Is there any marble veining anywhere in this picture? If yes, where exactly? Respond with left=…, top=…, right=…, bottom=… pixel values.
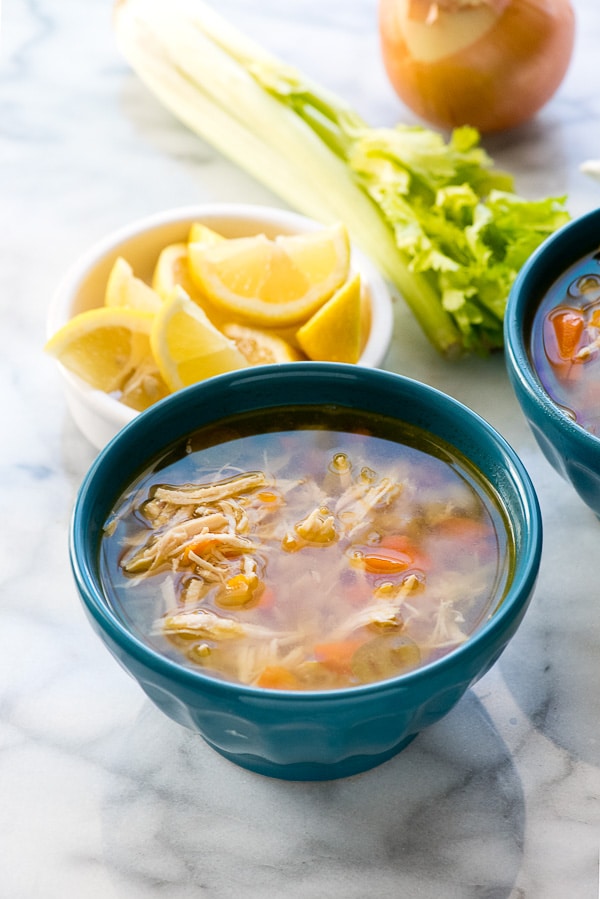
left=1, top=0, right=600, bottom=896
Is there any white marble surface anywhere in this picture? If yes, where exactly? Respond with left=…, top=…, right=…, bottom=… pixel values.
left=2, top=1, right=600, bottom=896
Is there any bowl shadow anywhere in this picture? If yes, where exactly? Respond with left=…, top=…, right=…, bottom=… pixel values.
left=97, top=692, right=525, bottom=898
left=497, top=494, right=600, bottom=768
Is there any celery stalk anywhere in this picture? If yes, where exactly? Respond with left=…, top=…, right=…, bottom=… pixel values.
left=115, top=0, right=461, bottom=355
left=114, top=0, right=569, bottom=356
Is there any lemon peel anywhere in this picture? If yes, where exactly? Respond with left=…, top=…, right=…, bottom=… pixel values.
left=296, top=273, right=363, bottom=363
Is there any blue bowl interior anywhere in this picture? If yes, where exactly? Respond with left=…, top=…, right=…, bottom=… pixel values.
left=505, top=206, right=600, bottom=442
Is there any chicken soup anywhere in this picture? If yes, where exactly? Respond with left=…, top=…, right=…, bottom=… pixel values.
left=530, top=247, right=600, bottom=435
left=100, top=405, right=514, bottom=691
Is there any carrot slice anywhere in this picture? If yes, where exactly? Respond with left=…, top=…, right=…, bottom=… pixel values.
left=364, top=552, right=410, bottom=573
left=256, top=665, right=299, bottom=690
left=549, top=307, right=585, bottom=360
left=314, top=639, right=366, bottom=673
left=351, top=545, right=413, bottom=574
left=379, top=534, right=430, bottom=570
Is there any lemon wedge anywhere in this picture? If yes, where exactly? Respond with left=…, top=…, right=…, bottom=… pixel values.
left=152, top=242, right=203, bottom=303
left=188, top=222, right=226, bottom=246
left=222, top=323, right=302, bottom=365
left=44, top=306, right=156, bottom=393
left=296, top=273, right=363, bottom=363
left=150, top=288, right=249, bottom=391
left=187, top=223, right=351, bottom=327
left=152, top=240, right=231, bottom=330
left=105, top=256, right=163, bottom=313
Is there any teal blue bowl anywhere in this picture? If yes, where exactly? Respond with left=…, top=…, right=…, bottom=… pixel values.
left=504, top=207, right=600, bottom=517
left=70, top=363, right=541, bottom=780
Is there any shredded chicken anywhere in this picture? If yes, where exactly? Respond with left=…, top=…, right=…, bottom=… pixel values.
left=122, top=513, right=231, bottom=573
left=160, top=608, right=294, bottom=643
left=161, top=608, right=247, bottom=640
left=334, top=477, right=403, bottom=539
left=181, top=577, right=205, bottom=606
left=284, top=505, right=337, bottom=549
left=111, top=443, right=504, bottom=690
left=331, top=575, right=422, bottom=639
left=426, top=599, right=468, bottom=648
left=152, top=472, right=267, bottom=507
left=574, top=335, right=600, bottom=361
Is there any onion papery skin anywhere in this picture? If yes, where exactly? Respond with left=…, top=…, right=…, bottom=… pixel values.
left=378, top=0, right=576, bottom=133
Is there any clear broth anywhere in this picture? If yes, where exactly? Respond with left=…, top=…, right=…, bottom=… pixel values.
left=530, top=247, right=600, bottom=435
left=100, top=406, right=514, bottom=691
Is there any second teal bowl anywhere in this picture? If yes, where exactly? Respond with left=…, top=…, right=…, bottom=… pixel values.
left=505, top=206, right=600, bottom=517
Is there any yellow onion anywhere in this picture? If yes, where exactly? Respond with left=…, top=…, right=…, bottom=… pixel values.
left=378, top=0, right=576, bottom=133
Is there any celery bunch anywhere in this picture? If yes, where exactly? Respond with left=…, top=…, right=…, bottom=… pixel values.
left=114, top=0, right=570, bottom=357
